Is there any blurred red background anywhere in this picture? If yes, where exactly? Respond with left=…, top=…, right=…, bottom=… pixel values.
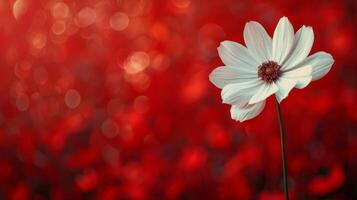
left=0, top=0, right=356, bottom=199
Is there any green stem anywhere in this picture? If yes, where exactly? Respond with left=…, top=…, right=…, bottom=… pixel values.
left=275, top=98, right=289, bottom=200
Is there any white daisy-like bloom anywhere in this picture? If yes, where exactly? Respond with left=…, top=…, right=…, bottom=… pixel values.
left=209, top=16, right=334, bottom=122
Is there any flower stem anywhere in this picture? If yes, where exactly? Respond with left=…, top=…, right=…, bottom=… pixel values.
left=275, top=98, right=289, bottom=200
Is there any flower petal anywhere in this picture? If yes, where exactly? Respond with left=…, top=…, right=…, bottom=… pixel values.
left=217, top=41, right=260, bottom=71
left=231, top=101, right=266, bottom=122
left=282, top=65, right=312, bottom=89
left=209, top=66, right=257, bottom=89
left=282, top=26, right=314, bottom=70
left=306, top=52, right=334, bottom=81
left=244, top=21, right=272, bottom=63
left=272, top=17, right=294, bottom=64
left=221, top=79, right=262, bottom=105
left=249, top=82, right=279, bottom=104
left=275, top=78, right=296, bottom=103
left=294, top=77, right=312, bottom=89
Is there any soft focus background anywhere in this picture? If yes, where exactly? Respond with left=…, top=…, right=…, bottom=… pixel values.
left=0, top=0, right=356, bottom=199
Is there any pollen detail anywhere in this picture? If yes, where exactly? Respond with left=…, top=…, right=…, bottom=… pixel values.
left=258, top=61, right=281, bottom=83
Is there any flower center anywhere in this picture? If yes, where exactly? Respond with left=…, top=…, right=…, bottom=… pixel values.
left=257, top=61, right=281, bottom=83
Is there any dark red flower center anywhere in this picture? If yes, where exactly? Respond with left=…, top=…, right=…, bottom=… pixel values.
left=258, top=61, right=281, bottom=83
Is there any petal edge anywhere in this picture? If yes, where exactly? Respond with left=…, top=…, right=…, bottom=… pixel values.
left=231, top=101, right=266, bottom=122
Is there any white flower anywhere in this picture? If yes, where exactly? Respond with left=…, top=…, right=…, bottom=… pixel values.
left=209, top=16, right=334, bottom=122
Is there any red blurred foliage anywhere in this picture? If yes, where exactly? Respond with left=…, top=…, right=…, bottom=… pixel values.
left=0, top=0, right=356, bottom=199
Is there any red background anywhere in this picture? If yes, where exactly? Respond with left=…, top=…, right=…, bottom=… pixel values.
left=0, top=0, right=356, bottom=199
